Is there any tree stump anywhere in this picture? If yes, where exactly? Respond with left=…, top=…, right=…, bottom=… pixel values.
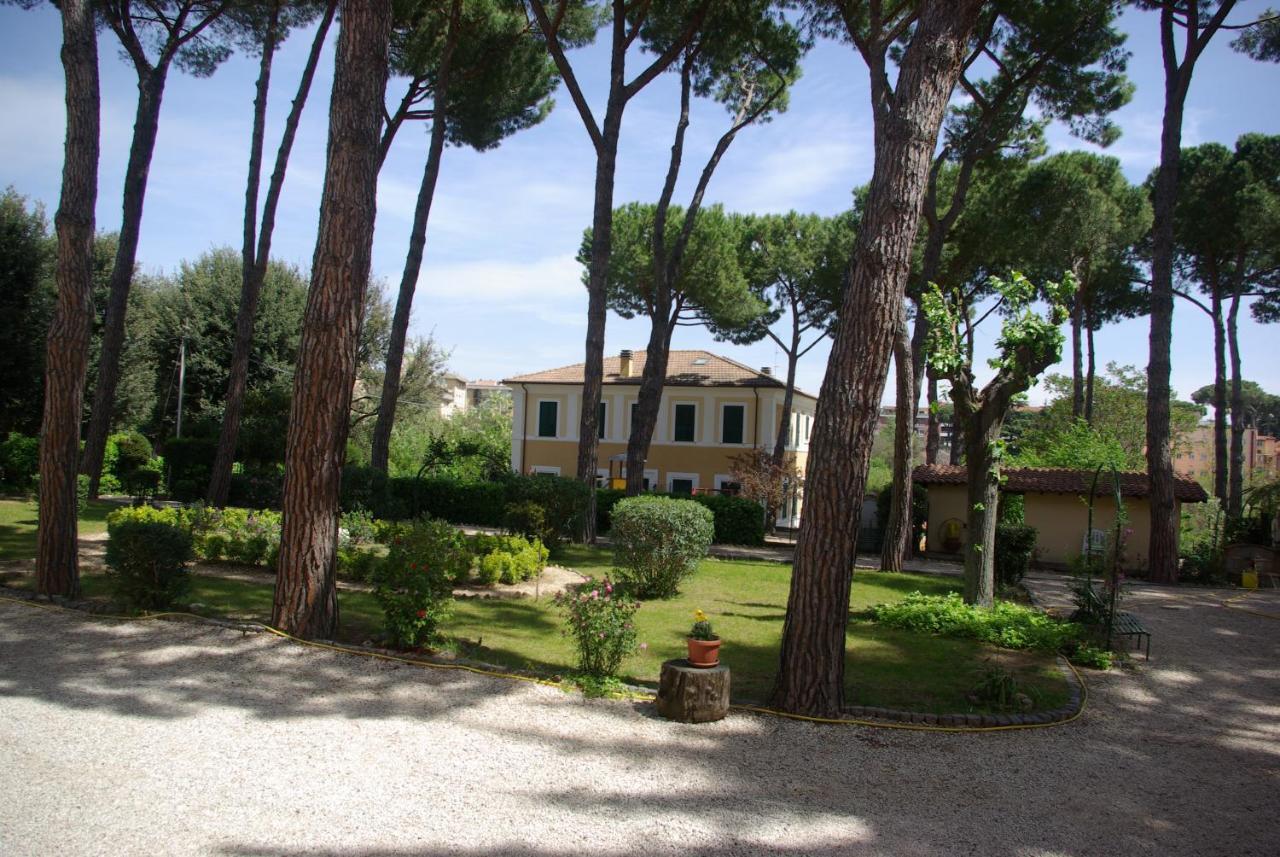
left=656, top=659, right=730, bottom=723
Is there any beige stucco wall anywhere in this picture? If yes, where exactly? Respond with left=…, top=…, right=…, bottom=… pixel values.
left=924, top=484, right=1158, bottom=571
left=510, top=381, right=814, bottom=520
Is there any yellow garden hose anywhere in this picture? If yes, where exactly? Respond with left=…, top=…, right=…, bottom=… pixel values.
left=1221, top=589, right=1280, bottom=621
left=0, top=592, right=1088, bottom=733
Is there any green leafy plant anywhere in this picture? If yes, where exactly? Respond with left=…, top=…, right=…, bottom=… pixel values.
left=610, top=496, right=714, bottom=598
left=555, top=577, right=640, bottom=677
left=972, top=660, right=1021, bottom=710
left=871, top=592, right=1084, bottom=653
left=339, top=505, right=377, bottom=547
left=371, top=536, right=454, bottom=649
left=690, top=608, right=716, bottom=641
left=994, top=522, right=1037, bottom=587
left=104, top=520, right=195, bottom=611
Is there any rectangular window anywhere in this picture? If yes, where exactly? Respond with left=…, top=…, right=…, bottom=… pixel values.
left=804, top=415, right=811, bottom=440
left=537, top=401, right=558, bottom=438
left=722, top=404, right=745, bottom=444
left=630, top=402, right=639, bottom=437
left=670, top=478, right=694, bottom=495
left=674, top=403, right=697, bottom=442
left=598, top=401, right=607, bottom=440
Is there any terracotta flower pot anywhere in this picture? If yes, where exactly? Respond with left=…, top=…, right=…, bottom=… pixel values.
left=687, top=637, right=721, bottom=668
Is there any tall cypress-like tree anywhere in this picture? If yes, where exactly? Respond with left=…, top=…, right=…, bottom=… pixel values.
left=207, top=0, right=337, bottom=507
left=368, top=0, right=562, bottom=473
left=80, top=0, right=245, bottom=497
left=273, top=0, right=392, bottom=638
left=525, top=0, right=714, bottom=539
left=1142, top=0, right=1277, bottom=583
left=770, top=0, right=986, bottom=718
left=36, top=0, right=99, bottom=598
left=881, top=0, right=1131, bottom=572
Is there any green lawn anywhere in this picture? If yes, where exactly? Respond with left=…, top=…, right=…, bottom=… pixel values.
left=0, top=498, right=117, bottom=561
left=0, top=532, right=1069, bottom=713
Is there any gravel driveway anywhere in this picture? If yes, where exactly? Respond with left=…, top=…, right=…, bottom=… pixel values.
left=1, top=579, right=1277, bottom=857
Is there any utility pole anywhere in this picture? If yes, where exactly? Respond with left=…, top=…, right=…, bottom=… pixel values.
left=175, top=335, right=186, bottom=438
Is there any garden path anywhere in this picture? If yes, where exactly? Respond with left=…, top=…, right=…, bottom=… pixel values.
left=1, top=582, right=1276, bottom=856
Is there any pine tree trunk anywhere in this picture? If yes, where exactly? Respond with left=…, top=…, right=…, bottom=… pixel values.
left=948, top=410, right=963, bottom=465
left=1227, top=291, right=1244, bottom=517
left=1071, top=297, right=1084, bottom=420
left=1146, top=74, right=1187, bottom=585
left=770, top=1, right=983, bottom=718
left=925, top=372, right=940, bottom=464
left=209, top=6, right=282, bottom=505
left=1211, top=288, right=1228, bottom=503
left=37, top=0, right=99, bottom=598
left=771, top=318, right=802, bottom=468
left=81, top=66, right=168, bottom=497
left=207, top=0, right=337, bottom=507
left=274, top=0, right=391, bottom=638
left=881, top=303, right=914, bottom=571
left=371, top=0, right=460, bottom=474
left=576, top=100, right=623, bottom=539
left=625, top=320, right=672, bottom=495
left=962, top=410, right=1002, bottom=608
left=1084, top=318, right=1096, bottom=424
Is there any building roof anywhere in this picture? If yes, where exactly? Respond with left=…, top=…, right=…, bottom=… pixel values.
left=912, top=464, right=1210, bottom=503
left=504, top=350, right=815, bottom=398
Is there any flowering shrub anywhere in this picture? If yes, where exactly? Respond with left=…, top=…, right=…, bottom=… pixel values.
left=611, top=496, right=714, bottom=598
left=555, top=577, right=640, bottom=677
left=371, top=537, right=454, bottom=648
left=340, top=505, right=378, bottom=547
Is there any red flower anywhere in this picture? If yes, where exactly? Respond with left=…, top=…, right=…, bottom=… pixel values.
left=416, top=609, right=427, bottom=619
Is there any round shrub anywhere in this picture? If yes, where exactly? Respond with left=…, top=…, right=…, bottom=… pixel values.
left=111, top=431, right=153, bottom=481
left=105, top=520, right=195, bottom=611
left=610, top=496, right=714, bottom=598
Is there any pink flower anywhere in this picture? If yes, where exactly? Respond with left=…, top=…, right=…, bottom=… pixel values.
left=639, top=642, right=648, bottom=651
left=598, top=632, right=606, bottom=639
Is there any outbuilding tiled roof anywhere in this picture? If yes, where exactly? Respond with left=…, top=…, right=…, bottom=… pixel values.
left=912, top=464, right=1210, bottom=503
left=505, top=350, right=815, bottom=397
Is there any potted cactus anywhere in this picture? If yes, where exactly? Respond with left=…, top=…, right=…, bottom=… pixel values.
left=686, top=609, right=721, bottom=667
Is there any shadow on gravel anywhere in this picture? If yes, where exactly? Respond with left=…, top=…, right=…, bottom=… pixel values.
left=0, top=605, right=526, bottom=722
left=3, top=586, right=1280, bottom=857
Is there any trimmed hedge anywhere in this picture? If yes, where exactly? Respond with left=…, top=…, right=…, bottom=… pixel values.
left=595, top=487, right=764, bottom=546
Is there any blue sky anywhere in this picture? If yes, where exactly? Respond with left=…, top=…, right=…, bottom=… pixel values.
left=1, top=3, right=1278, bottom=405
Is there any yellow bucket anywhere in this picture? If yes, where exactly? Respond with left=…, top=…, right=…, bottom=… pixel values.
left=1242, top=571, right=1259, bottom=590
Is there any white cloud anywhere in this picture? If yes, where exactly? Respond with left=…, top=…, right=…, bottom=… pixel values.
left=418, top=253, right=584, bottom=303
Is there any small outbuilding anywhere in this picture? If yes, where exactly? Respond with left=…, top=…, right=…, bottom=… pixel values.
left=913, top=465, right=1210, bottom=573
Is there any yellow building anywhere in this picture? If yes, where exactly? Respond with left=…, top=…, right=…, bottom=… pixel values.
left=914, top=465, right=1209, bottom=572
left=504, top=350, right=817, bottom=525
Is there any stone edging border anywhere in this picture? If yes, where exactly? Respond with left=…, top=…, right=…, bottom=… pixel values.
left=839, top=656, right=1084, bottom=727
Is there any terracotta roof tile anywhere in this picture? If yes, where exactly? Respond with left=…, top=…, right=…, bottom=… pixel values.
left=912, top=465, right=1209, bottom=503
left=504, top=350, right=815, bottom=397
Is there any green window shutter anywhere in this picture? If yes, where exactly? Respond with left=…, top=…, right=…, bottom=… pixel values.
left=722, top=405, right=744, bottom=444
left=671, top=478, right=694, bottom=495
left=674, top=403, right=696, bottom=442
left=598, top=401, right=607, bottom=439
left=538, top=401, right=558, bottom=437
